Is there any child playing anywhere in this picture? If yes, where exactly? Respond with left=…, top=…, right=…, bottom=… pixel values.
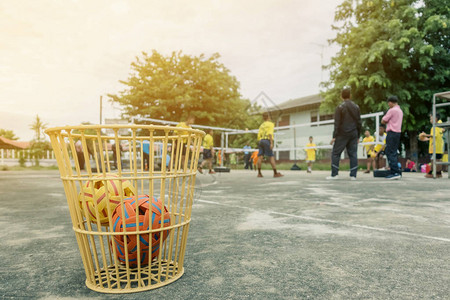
left=403, top=158, right=417, bottom=172
left=305, top=136, right=316, bottom=173
left=362, top=130, right=375, bottom=173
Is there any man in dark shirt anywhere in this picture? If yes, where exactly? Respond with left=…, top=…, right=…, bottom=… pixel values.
left=327, top=88, right=362, bottom=180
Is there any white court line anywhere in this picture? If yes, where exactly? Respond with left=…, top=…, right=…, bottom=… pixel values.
left=196, top=199, right=450, bottom=243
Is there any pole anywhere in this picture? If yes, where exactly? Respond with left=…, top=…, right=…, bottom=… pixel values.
left=274, top=128, right=278, bottom=160
left=225, top=133, right=229, bottom=153
left=293, top=121, right=297, bottom=162
left=220, top=132, right=224, bottom=167
left=290, top=121, right=300, bottom=170
left=375, top=115, right=379, bottom=141
left=432, top=94, right=436, bottom=178
left=100, top=95, right=103, bottom=125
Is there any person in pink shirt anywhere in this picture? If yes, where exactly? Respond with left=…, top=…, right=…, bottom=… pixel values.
left=381, top=96, right=403, bottom=180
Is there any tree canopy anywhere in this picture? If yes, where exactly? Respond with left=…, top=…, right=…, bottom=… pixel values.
left=29, top=115, right=47, bottom=142
left=29, top=115, right=50, bottom=166
left=0, top=129, right=19, bottom=140
left=321, top=0, right=450, bottom=156
left=109, top=50, right=260, bottom=132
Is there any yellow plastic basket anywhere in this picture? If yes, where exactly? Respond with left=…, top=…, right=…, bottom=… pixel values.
left=46, top=124, right=205, bottom=293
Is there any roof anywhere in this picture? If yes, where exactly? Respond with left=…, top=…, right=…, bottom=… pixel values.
left=267, top=94, right=322, bottom=112
left=0, top=136, right=30, bottom=149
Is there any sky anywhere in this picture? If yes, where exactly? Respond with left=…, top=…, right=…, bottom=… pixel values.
left=0, top=0, right=342, bottom=141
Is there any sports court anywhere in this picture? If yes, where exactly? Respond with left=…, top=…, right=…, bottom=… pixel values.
left=1, top=170, right=449, bottom=299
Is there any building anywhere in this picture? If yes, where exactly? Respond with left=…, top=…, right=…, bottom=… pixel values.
left=0, top=136, right=30, bottom=151
left=0, top=136, right=31, bottom=164
left=266, top=94, right=334, bottom=161
left=266, top=93, right=384, bottom=162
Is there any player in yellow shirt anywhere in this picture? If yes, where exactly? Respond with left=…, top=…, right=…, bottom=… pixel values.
left=305, top=136, right=316, bottom=173
left=421, top=113, right=445, bottom=178
left=372, top=125, right=387, bottom=169
left=198, top=129, right=215, bottom=174
left=257, top=113, right=283, bottom=178
left=362, top=130, right=375, bottom=173
left=175, top=115, right=195, bottom=166
left=175, top=115, right=195, bottom=141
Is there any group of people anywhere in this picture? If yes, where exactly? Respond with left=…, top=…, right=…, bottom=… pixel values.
left=175, top=111, right=283, bottom=177
left=328, top=88, right=445, bottom=180
left=362, top=126, right=387, bottom=173
left=362, top=110, right=446, bottom=178
left=175, top=115, right=216, bottom=175
left=363, top=127, right=421, bottom=173
left=327, top=88, right=403, bottom=180
left=243, top=134, right=318, bottom=173
left=326, top=88, right=403, bottom=180
left=251, top=88, right=404, bottom=180
left=176, top=112, right=284, bottom=177
left=178, top=88, right=444, bottom=180
left=197, top=112, right=284, bottom=177
left=74, top=139, right=123, bottom=171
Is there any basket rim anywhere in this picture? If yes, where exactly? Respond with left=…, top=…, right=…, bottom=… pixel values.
left=45, top=124, right=206, bottom=136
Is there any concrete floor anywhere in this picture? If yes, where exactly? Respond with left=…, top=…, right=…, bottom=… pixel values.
left=0, top=170, right=449, bottom=299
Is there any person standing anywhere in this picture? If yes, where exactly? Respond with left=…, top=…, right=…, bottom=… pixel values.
left=243, top=142, right=252, bottom=170
left=327, top=88, right=361, bottom=180
left=362, top=130, right=375, bottom=173
left=251, top=150, right=258, bottom=171
left=142, top=140, right=150, bottom=171
left=381, top=96, right=403, bottom=180
left=305, top=136, right=316, bottom=173
left=217, top=149, right=223, bottom=167
left=198, top=129, right=216, bottom=174
left=257, top=113, right=283, bottom=178
left=421, top=113, right=445, bottom=178
left=75, top=139, right=85, bottom=170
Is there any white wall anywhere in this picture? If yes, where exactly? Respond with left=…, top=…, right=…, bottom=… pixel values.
left=275, top=110, right=365, bottom=160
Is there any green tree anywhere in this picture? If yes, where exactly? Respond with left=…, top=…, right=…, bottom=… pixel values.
left=29, top=115, right=50, bottom=166
left=0, top=129, right=19, bottom=140
left=29, top=115, right=47, bottom=142
left=321, top=0, right=450, bottom=159
left=71, top=122, right=104, bottom=136
left=108, top=50, right=260, bottom=137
